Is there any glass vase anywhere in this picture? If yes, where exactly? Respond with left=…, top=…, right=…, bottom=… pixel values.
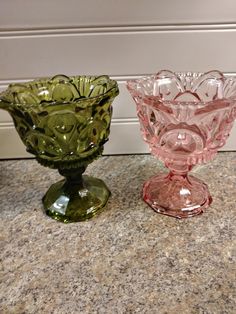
left=0, top=74, right=119, bottom=222
left=127, top=70, right=236, bottom=218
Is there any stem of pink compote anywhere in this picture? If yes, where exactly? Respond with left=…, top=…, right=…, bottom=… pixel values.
left=165, top=161, right=193, bottom=174
left=165, top=161, right=193, bottom=180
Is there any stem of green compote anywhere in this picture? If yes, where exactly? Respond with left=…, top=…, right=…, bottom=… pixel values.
left=58, top=166, right=86, bottom=193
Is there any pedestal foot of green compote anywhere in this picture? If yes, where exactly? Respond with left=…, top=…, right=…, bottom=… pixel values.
left=42, top=167, right=110, bottom=223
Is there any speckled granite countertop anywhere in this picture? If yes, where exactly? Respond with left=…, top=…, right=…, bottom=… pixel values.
left=0, top=153, right=236, bottom=314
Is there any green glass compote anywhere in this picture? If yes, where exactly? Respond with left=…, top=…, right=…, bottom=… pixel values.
left=0, top=75, right=119, bottom=223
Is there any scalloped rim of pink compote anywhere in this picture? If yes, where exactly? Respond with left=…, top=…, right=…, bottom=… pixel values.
left=127, top=70, right=236, bottom=114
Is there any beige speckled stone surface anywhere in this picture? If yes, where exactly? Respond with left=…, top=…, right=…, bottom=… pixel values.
left=0, top=153, right=236, bottom=314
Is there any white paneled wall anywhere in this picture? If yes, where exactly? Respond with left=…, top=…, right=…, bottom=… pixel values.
left=1, top=0, right=236, bottom=28
left=0, top=1, right=236, bottom=158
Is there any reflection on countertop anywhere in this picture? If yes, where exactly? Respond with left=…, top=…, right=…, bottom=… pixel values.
left=0, top=153, right=236, bottom=313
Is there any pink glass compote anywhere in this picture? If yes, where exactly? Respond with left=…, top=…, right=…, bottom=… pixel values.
left=127, top=70, right=236, bottom=218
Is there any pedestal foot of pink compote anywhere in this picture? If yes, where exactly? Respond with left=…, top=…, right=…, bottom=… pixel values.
left=143, top=172, right=212, bottom=219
